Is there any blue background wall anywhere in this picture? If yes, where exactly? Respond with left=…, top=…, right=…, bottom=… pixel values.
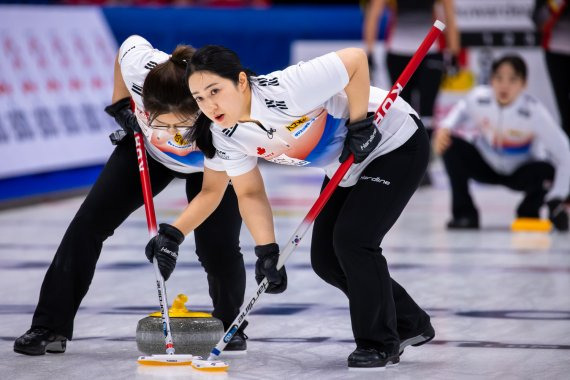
left=102, top=6, right=367, bottom=74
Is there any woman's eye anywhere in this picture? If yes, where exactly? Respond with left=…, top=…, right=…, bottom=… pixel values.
left=194, top=96, right=203, bottom=103
left=211, top=88, right=219, bottom=96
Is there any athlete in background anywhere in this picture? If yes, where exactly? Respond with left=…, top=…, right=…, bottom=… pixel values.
left=434, top=55, right=570, bottom=231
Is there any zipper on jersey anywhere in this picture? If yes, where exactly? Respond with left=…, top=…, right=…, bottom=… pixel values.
left=245, top=119, right=290, bottom=148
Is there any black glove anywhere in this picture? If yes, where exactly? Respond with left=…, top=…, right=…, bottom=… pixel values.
left=104, top=97, right=141, bottom=137
left=444, top=53, right=460, bottom=77
left=255, top=243, right=287, bottom=294
left=145, top=223, right=185, bottom=280
left=339, top=115, right=382, bottom=163
left=547, top=199, right=569, bottom=232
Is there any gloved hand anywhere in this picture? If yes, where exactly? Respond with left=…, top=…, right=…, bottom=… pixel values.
left=339, top=115, right=382, bottom=163
left=145, top=223, right=185, bottom=280
left=547, top=199, right=569, bottom=232
left=254, top=243, right=287, bottom=294
left=104, top=97, right=141, bottom=136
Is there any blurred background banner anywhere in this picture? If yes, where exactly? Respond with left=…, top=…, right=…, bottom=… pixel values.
left=0, top=6, right=117, bottom=179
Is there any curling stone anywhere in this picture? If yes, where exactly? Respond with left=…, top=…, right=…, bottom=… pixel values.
left=136, top=294, right=223, bottom=358
left=511, top=218, right=553, bottom=232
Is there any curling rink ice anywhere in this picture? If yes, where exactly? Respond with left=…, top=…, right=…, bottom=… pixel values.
left=1, top=161, right=569, bottom=380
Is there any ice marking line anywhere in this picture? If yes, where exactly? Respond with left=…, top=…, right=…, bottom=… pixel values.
left=2, top=261, right=570, bottom=275
left=1, top=335, right=569, bottom=350
left=2, top=243, right=569, bottom=255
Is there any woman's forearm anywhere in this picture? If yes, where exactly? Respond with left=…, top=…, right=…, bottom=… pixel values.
left=112, top=52, right=131, bottom=103
left=172, top=189, right=225, bottom=235
left=336, top=48, right=370, bottom=123
left=238, top=191, right=276, bottom=245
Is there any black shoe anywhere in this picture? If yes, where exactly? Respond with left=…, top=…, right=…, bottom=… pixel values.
left=14, top=327, right=67, bottom=356
left=347, top=347, right=399, bottom=370
left=547, top=200, right=569, bottom=232
left=224, top=321, right=248, bottom=353
left=447, top=216, right=479, bottom=230
left=399, top=322, right=435, bottom=356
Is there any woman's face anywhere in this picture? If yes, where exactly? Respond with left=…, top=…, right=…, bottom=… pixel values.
left=490, top=63, right=526, bottom=106
left=188, top=71, right=248, bottom=128
left=147, top=113, right=196, bottom=153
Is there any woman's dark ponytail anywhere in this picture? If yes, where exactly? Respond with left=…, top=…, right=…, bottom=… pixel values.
left=142, top=44, right=198, bottom=124
left=190, top=113, right=216, bottom=158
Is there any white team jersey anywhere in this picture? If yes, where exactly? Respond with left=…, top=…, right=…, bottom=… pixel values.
left=204, top=52, right=419, bottom=187
left=118, top=35, right=205, bottom=174
left=441, top=85, right=570, bottom=201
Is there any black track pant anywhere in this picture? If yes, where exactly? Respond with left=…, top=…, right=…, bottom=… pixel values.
left=31, top=135, right=244, bottom=338
left=442, top=136, right=555, bottom=219
left=545, top=51, right=570, bottom=139
left=310, top=117, right=431, bottom=353
left=386, top=52, right=444, bottom=129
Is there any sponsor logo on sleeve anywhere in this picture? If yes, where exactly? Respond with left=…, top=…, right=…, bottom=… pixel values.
left=291, top=116, right=317, bottom=139
left=286, top=116, right=308, bottom=131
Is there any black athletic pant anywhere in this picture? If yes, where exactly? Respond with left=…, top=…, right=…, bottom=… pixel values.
left=442, top=136, right=555, bottom=220
left=310, top=116, right=431, bottom=353
left=31, top=135, right=244, bottom=338
left=386, top=52, right=444, bottom=130
left=545, top=51, right=570, bottom=139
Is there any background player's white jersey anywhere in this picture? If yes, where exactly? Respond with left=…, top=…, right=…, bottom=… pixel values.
left=441, top=85, right=570, bottom=200
left=204, top=52, right=419, bottom=187
left=118, top=35, right=204, bottom=174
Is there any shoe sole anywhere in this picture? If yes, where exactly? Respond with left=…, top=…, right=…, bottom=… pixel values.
left=46, top=340, right=66, bottom=354
left=14, top=347, right=45, bottom=356
left=348, top=357, right=400, bottom=371
left=399, top=327, right=435, bottom=356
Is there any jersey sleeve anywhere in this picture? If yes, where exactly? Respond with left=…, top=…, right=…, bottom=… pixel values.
left=532, top=102, right=570, bottom=201
left=278, top=52, right=350, bottom=113
left=207, top=129, right=258, bottom=177
left=118, top=35, right=169, bottom=108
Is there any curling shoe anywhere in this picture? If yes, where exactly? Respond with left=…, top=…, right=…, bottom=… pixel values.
left=399, top=322, right=435, bottom=356
left=447, top=216, right=479, bottom=230
left=14, top=327, right=67, bottom=356
left=224, top=320, right=248, bottom=353
left=348, top=347, right=399, bottom=370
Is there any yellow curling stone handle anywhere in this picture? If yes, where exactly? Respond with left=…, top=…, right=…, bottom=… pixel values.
left=149, top=293, right=212, bottom=318
left=511, top=218, right=553, bottom=232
